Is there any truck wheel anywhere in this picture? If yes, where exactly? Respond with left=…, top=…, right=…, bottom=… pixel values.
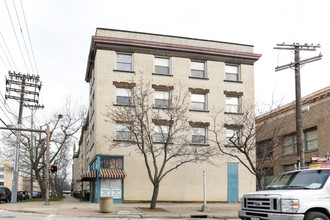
left=305, top=211, right=329, bottom=220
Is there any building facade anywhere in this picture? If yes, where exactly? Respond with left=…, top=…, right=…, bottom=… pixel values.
left=73, top=28, right=261, bottom=203
left=0, top=158, right=24, bottom=191
left=256, top=86, right=330, bottom=187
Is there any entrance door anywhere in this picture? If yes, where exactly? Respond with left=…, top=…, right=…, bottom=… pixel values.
left=227, top=163, right=238, bottom=203
left=100, top=179, right=123, bottom=203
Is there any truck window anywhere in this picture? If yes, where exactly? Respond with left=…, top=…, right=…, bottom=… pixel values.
left=266, top=169, right=330, bottom=190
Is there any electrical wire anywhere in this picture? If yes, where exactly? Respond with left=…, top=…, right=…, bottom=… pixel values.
left=19, top=0, right=39, bottom=75
left=0, top=53, right=10, bottom=70
left=0, top=92, right=17, bottom=121
left=0, top=31, right=18, bottom=70
left=0, top=36, right=14, bottom=70
left=12, top=0, right=35, bottom=74
left=4, top=0, right=30, bottom=73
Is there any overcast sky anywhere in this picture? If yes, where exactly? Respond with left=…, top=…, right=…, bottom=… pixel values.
left=1, top=0, right=329, bottom=122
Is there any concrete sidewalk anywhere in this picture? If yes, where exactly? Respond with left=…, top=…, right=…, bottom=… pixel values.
left=0, top=196, right=240, bottom=219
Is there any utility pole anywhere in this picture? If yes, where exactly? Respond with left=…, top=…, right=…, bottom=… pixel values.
left=25, top=105, right=44, bottom=200
left=5, top=71, right=42, bottom=203
left=274, top=43, right=322, bottom=168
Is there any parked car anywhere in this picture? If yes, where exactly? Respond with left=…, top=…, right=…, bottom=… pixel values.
left=0, top=187, right=12, bottom=203
left=32, top=191, right=41, bottom=198
left=18, top=191, right=29, bottom=200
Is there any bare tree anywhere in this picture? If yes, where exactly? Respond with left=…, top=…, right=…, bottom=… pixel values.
left=1, top=98, right=86, bottom=198
left=209, top=103, right=293, bottom=190
left=104, top=77, right=215, bottom=209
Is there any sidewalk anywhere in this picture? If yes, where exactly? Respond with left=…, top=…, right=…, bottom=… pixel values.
left=0, top=196, right=240, bottom=219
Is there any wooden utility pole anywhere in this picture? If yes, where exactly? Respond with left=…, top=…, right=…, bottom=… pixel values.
left=5, top=71, right=42, bottom=203
left=274, top=43, right=322, bottom=168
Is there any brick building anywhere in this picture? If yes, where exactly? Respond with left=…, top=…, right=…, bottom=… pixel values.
left=256, top=86, right=330, bottom=187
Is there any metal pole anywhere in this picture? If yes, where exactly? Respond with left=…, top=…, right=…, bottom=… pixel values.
left=294, top=45, right=305, bottom=168
left=11, top=77, right=25, bottom=203
left=45, top=125, right=50, bottom=205
left=11, top=124, right=21, bottom=203
left=30, top=109, right=34, bottom=200
left=201, top=171, right=209, bottom=212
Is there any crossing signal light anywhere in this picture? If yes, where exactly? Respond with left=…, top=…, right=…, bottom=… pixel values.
left=50, top=165, right=57, bottom=173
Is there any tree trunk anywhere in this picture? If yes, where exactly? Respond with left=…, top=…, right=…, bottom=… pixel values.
left=256, top=175, right=263, bottom=191
left=34, top=168, right=46, bottom=199
left=150, top=182, right=160, bottom=209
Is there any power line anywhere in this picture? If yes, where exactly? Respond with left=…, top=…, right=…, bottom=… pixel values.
left=4, top=0, right=30, bottom=73
left=12, top=0, right=35, bottom=74
left=20, top=0, right=39, bottom=74
left=0, top=31, right=18, bottom=70
left=0, top=53, right=10, bottom=70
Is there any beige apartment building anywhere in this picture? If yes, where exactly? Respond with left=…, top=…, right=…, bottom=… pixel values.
left=256, top=86, right=330, bottom=187
left=73, top=28, right=261, bottom=203
left=0, top=158, right=24, bottom=191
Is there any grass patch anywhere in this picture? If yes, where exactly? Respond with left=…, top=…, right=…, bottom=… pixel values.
left=19, top=196, right=65, bottom=202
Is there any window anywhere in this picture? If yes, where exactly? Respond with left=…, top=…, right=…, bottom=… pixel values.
left=0, top=167, right=4, bottom=172
left=282, top=135, right=297, bottom=155
left=100, top=157, right=123, bottom=169
left=191, top=61, right=205, bottom=78
left=191, top=127, right=206, bottom=144
left=226, top=96, right=241, bottom=113
left=154, top=125, right=169, bottom=143
left=155, top=90, right=170, bottom=108
left=283, top=164, right=295, bottom=172
left=256, top=140, right=273, bottom=160
left=262, top=168, right=274, bottom=188
left=0, top=182, right=3, bottom=186
left=116, top=54, right=132, bottom=71
left=305, top=129, right=318, bottom=151
left=116, top=88, right=132, bottom=105
left=226, top=129, right=241, bottom=146
left=155, top=57, right=170, bottom=75
left=0, top=174, right=4, bottom=179
left=225, top=65, right=240, bottom=81
left=191, top=94, right=206, bottom=111
left=116, top=123, right=132, bottom=140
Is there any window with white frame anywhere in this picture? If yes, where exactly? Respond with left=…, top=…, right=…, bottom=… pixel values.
left=116, top=53, right=132, bottom=71
left=0, top=167, right=4, bottom=172
left=116, top=123, right=132, bottom=141
left=191, top=61, right=205, bottom=78
left=0, top=174, right=4, bottom=179
left=191, top=127, right=207, bottom=144
left=154, top=125, right=169, bottom=143
left=282, top=135, right=297, bottom=155
left=305, top=128, right=318, bottom=151
left=225, top=65, right=240, bottom=81
left=191, top=93, right=206, bottom=111
left=155, top=90, right=170, bottom=108
left=226, top=129, right=241, bottom=146
left=116, top=88, right=132, bottom=105
left=0, top=182, right=3, bottom=186
left=155, top=57, right=170, bottom=75
left=226, top=96, right=241, bottom=113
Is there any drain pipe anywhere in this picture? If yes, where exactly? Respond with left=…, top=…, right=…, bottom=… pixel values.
left=201, top=171, right=209, bottom=212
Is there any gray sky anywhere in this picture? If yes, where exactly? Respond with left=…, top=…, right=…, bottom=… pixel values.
left=1, top=0, right=330, bottom=122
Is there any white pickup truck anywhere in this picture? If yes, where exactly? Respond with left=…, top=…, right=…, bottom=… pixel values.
left=239, top=166, right=330, bottom=220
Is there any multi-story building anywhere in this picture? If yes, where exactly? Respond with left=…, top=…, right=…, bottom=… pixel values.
left=72, top=122, right=90, bottom=197
left=256, top=86, right=330, bottom=187
left=0, top=158, right=24, bottom=191
left=73, top=28, right=261, bottom=203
